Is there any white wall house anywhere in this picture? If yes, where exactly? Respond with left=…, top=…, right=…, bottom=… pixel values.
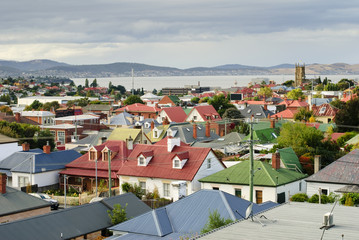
left=117, top=137, right=225, bottom=201
left=12, top=170, right=62, bottom=188
left=0, top=137, right=22, bottom=162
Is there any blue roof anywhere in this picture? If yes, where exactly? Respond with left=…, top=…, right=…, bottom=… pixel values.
left=109, top=189, right=278, bottom=239
left=0, top=149, right=81, bottom=174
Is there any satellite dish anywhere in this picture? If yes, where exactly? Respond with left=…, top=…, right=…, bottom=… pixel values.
left=245, top=203, right=253, bottom=219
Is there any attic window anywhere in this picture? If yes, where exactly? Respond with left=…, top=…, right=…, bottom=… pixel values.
left=89, top=150, right=96, bottom=161
left=154, top=130, right=158, bottom=138
left=103, top=150, right=109, bottom=161
left=186, top=128, right=190, bottom=132
left=173, top=159, right=181, bottom=168
left=138, top=156, right=145, bottom=166
left=319, top=107, right=326, bottom=114
left=271, top=133, right=277, bottom=138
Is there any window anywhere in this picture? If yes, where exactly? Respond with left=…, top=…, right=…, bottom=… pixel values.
left=206, top=116, right=211, bottom=120
left=299, top=182, right=302, bottom=191
left=154, top=131, right=158, bottom=138
left=163, top=183, right=170, bottom=197
left=193, top=116, right=197, bottom=121
left=139, top=181, right=146, bottom=193
left=213, top=187, right=219, bottom=190
left=18, top=176, right=29, bottom=187
left=173, top=159, right=180, bottom=168
left=235, top=189, right=242, bottom=198
left=139, top=157, right=145, bottom=166
left=207, top=159, right=211, bottom=169
left=57, top=131, right=65, bottom=144
left=49, top=130, right=56, bottom=136
left=321, top=189, right=328, bottom=196
left=103, top=151, right=108, bottom=161
left=90, top=151, right=96, bottom=161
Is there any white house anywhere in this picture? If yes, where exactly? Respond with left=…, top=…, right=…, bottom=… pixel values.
left=199, top=153, right=307, bottom=204
left=0, top=134, right=22, bottom=162
left=185, top=105, right=221, bottom=122
left=116, top=137, right=226, bottom=201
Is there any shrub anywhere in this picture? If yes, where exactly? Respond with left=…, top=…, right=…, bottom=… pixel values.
left=308, top=194, right=319, bottom=203
left=201, top=209, right=233, bottom=234
left=340, top=193, right=359, bottom=206
left=290, top=193, right=308, bottom=202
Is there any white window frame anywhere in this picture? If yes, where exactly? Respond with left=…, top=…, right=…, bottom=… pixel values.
left=18, top=176, right=29, bottom=187
left=163, top=183, right=170, bottom=197
left=207, top=158, right=211, bottom=169
left=173, top=159, right=181, bottom=169
left=138, top=156, right=145, bottom=166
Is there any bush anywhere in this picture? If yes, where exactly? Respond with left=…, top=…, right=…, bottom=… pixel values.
left=290, top=193, right=308, bottom=202
left=308, top=194, right=319, bottom=203
left=340, top=193, right=359, bottom=206
left=201, top=209, right=233, bottom=234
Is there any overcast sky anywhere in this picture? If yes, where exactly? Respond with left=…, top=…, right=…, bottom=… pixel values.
left=1, top=0, right=358, bottom=68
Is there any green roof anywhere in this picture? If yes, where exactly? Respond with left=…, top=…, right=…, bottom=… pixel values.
left=168, top=95, right=180, bottom=104
left=243, top=128, right=280, bottom=144
left=182, top=107, right=192, bottom=115
left=252, top=120, right=285, bottom=131
left=277, top=147, right=303, bottom=172
left=317, top=123, right=336, bottom=132
left=199, top=160, right=307, bottom=187
left=108, top=128, right=141, bottom=141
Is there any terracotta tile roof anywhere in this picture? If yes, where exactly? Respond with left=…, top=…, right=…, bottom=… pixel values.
left=116, top=142, right=212, bottom=181
left=271, top=108, right=298, bottom=119
left=160, top=107, right=187, bottom=122
left=115, top=103, right=160, bottom=113
left=187, top=105, right=222, bottom=121
left=312, top=103, right=339, bottom=117
left=278, top=99, right=308, bottom=108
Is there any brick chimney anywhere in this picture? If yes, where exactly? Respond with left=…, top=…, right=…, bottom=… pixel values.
left=22, top=142, right=30, bottom=152
left=272, top=151, right=281, bottom=170
left=0, top=173, right=7, bottom=194
left=167, top=137, right=180, bottom=152
left=43, top=141, right=51, bottom=154
left=15, top=112, right=21, bottom=123
left=193, top=123, right=197, bottom=139
left=205, top=121, right=210, bottom=137
left=270, top=118, right=275, bottom=128
left=151, top=120, right=154, bottom=130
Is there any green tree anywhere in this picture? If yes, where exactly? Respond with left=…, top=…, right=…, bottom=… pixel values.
left=208, top=94, right=235, bottom=117
left=294, top=108, right=313, bottom=122
left=24, top=100, right=43, bottom=111
left=335, top=97, right=359, bottom=132
left=191, top=97, right=200, bottom=104
left=107, top=203, right=128, bottom=225
left=0, top=106, right=13, bottom=115
left=222, top=107, right=243, bottom=120
left=123, top=95, right=144, bottom=105
left=42, top=101, right=60, bottom=111
left=121, top=182, right=144, bottom=199
left=90, top=79, right=98, bottom=88
left=257, top=87, right=272, bottom=99
left=287, top=88, right=305, bottom=100
left=0, top=94, right=11, bottom=105
left=152, top=88, right=158, bottom=95
left=283, top=80, right=294, bottom=87
left=200, top=209, right=233, bottom=234
left=77, top=98, right=90, bottom=107
left=85, top=79, right=89, bottom=88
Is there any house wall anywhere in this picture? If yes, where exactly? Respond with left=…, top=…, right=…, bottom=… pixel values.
left=191, top=151, right=226, bottom=192
left=0, top=143, right=22, bottom=162
left=202, top=179, right=307, bottom=203
left=186, top=109, right=204, bottom=122
left=0, top=207, right=51, bottom=224
left=315, top=116, right=334, bottom=124
left=157, top=111, right=169, bottom=123
left=12, top=170, right=62, bottom=188
left=306, top=181, right=346, bottom=197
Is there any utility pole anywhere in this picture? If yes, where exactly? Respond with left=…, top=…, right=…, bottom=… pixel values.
left=64, top=175, right=67, bottom=208
left=108, top=149, right=112, bottom=197
left=95, top=156, right=98, bottom=197
left=248, top=116, right=255, bottom=203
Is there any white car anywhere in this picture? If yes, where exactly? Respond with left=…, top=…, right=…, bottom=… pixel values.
left=29, top=193, right=59, bottom=210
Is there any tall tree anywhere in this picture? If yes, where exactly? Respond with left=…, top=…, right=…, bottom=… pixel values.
left=90, top=79, right=98, bottom=88
left=335, top=97, right=359, bottom=132
left=257, top=87, right=273, bottom=99
left=294, top=108, right=313, bottom=122
left=85, top=79, right=89, bottom=88
left=208, top=94, right=235, bottom=117
left=123, top=95, right=144, bottom=105
left=287, top=88, right=305, bottom=100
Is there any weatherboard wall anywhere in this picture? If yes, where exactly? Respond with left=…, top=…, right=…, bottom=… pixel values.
left=12, top=170, right=61, bottom=188
left=306, top=181, right=346, bottom=197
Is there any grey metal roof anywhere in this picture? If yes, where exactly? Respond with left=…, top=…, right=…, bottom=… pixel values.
left=0, top=133, right=19, bottom=144
left=74, top=131, right=112, bottom=146
left=109, top=190, right=277, bottom=239
left=197, top=202, right=359, bottom=240
left=192, top=132, right=245, bottom=149
left=0, top=186, right=51, bottom=216
left=306, top=149, right=359, bottom=184
left=169, top=124, right=220, bottom=145
left=0, top=149, right=81, bottom=174
left=0, top=193, right=151, bottom=240
left=239, top=105, right=274, bottom=119
left=109, top=112, right=134, bottom=126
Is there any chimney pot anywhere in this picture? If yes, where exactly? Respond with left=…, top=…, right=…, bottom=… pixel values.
left=314, top=155, right=321, bottom=173
left=0, top=173, right=6, bottom=194
left=15, top=112, right=21, bottom=123
left=272, top=151, right=280, bottom=170
left=270, top=118, right=275, bottom=128
left=22, top=142, right=30, bottom=152
left=43, top=144, right=51, bottom=154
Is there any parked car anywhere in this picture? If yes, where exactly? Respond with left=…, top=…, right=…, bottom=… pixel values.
left=29, top=193, right=59, bottom=210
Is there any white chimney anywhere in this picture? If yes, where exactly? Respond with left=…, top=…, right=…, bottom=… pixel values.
left=167, top=137, right=180, bottom=152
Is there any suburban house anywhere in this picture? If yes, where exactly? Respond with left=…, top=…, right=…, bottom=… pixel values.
left=239, top=105, right=274, bottom=120
left=115, top=103, right=160, bottom=119
left=145, top=124, right=171, bottom=144
left=21, top=111, right=55, bottom=126
left=157, top=95, right=181, bottom=107
left=41, top=123, right=84, bottom=145
left=0, top=193, right=151, bottom=240
left=65, top=131, right=112, bottom=152
left=54, top=114, right=101, bottom=131
left=0, top=134, right=22, bottom=162
left=107, top=111, right=135, bottom=128
left=0, top=112, right=39, bottom=125
left=157, top=106, right=187, bottom=123
left=116, top=137, right=226, bottom=201
left=306, top=149, right=359, bottom=197
left=271, top=108, right=299, bottom=121
left=59, top=140, right=134, bottom=193
left=199, top=153, right=307, bottom=203
left=0, top=173, right=51, bottom=223
left=166, top=122, right=220, bottom=145
left=0, top=143, right=81, bottom=191
left=82, top=104, right=113, bottom=120
left=109, top=190, right=277, bottom=240
left=185, top=105, right=222, bottom=122
left=311, top=103, right=339, bottom=123
left=108, top=128, right=148, bottom=144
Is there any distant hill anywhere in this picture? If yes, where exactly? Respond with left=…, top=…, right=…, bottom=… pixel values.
left=0, top=59, right=358, bottom=78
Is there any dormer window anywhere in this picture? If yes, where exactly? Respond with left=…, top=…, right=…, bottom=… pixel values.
left=173, top=159, right=180, bottom=168
left=154, top=130, right=158, bottom=138
left=89, top=150, right=97, bottom=161
left=172, top=152, right=188, bottom=169
left=137, top=150, right=154, bottom=166
left=139, top=156, right=145, bottom=165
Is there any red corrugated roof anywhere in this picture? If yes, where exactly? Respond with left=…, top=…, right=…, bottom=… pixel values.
left=115, top=103, right=160, bottom=113
left=161, top=107, right=187, bottom=122
left=312, top=103, right=338, bottom=117
left=116, top=143, right=212, bottom=181
left=271, top=108, right=298, bottom=119
left=188, top=105, right=222, bottom=121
